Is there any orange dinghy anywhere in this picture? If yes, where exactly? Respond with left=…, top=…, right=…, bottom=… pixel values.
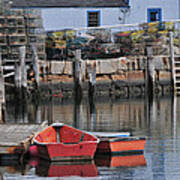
left=33, top=123, right=99, bottom=161
left=96, top=136, right=146, bottom=155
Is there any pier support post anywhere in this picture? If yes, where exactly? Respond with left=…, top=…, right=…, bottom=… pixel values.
left=20, top=46, right=27, bottom=89
left=73, top=49, right=82, bottom=100
left=0, top=53, right=5, bottom=104
left=31, top=45, right=40, bottom=101
left=0, top=53, right=5, bottom=122
left=145, top=46, right=154, bottom=97
left=87, top=61, right=96, bottom=100
left=32, top=45, right=40, bottom=87
left=14, top=46, right=27, bottom=100
left=15, top=46, right=27, bottom=89
left=169, top=31, right=175, bottom=93
left=14, top=59, right=21, bottom=89
left=73, top=49, right=82, bottom=128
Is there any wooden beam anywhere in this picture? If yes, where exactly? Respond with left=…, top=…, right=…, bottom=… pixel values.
left=32, top=45, right=40, bottom=86
left=0, top=53, right=5, bottom=104
left=19, top=46, right=27, bottom=88
left=169, top=32, right=176, bottom=93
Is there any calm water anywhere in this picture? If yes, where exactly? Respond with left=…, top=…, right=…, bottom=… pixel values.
left=2, top=96, right=180, bottom=180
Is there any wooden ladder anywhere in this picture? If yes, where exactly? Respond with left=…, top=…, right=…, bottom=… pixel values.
left=173, top=56, right=180, bottom=95
left=169, top=32, right=180, bottom=96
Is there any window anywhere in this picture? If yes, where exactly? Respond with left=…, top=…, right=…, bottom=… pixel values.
left=125, top=0, right=129, bottom=5
left=87, top=11, right=100, bottom=27
left=147, top=8, right=162, bottom=22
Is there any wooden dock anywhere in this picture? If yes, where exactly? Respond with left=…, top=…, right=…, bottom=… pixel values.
left=0, top=123, right=46, bottom=160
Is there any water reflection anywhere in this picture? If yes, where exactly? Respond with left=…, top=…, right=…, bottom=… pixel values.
left=3, top=96, right=180, bottom=179
left=0, top=159, right=32, bottom=178
left=95, top=154, right=146, bottom=167
left=36, top=159, right=98, bottom=177
left=5, top=96, right=177, bottom=136
left=0, top=154, right=147, bottom=179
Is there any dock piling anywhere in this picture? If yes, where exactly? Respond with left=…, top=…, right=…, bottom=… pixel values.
left=169, top=32, right=175, bottom=92
left=14, top=59, right=21, bottom=89
left=0, top=52, right=5, bottom=104
left=73, top=49, right=83, bottom=128
left=87, top=61, right=96, bottom=99
left=0, top=52, right=5, bottom=123
left=145, top=46, right=154, bottom=97
left=32, top=45, right=40, bottom=87
left=14, top=46, right=27, bottom=100
left=20, top=46, right=27, bottom=89
left=73, top=49, right=83, bottom=100
left=14, top=46, right=27, bottom=88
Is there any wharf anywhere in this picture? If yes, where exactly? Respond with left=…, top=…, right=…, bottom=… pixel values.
left=0, top=123, right=45, bottom=160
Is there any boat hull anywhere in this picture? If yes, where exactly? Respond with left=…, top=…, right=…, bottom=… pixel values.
left=36, top=141, right=98, bottom=161
left=96, top=137, right=146, bottom=155
left=33, top=123, right=99, bottom=161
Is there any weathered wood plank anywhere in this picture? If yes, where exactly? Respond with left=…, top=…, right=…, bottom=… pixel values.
left=0, top=124, right=46, bottom=155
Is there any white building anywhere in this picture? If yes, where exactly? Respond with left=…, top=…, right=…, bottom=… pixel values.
left=12, top=0, right=180, bottom=31
left=126, top=0, right=179, bottom=24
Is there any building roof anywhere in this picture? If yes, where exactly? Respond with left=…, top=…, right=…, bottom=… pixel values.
left=11, top=0, right=129, bottom=8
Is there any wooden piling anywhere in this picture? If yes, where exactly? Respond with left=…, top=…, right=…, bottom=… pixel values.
left=73, top=49, right=82, bottom=128
left=14, top=46, right=27, bottom=89
left=19, top=46, right=27, bottom=89
left=145, top=46, right=154, bottom=97
left=73, top=49, right=82, bottom=100
left=0, top=52, right=5, bottom=104
left=169, top=31, right=175, bottom=92
left=14, top=59, right=21, bottom=89
left=87, top=61, right=96, bottom=99
left=0, top=52, right=5, bottom=123
left=32, top=45, right=40, bottom=86
left=14, top=46, right=28, bottom=100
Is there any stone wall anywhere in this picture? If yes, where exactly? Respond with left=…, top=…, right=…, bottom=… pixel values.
left=39, top=56, right=172, bottom=97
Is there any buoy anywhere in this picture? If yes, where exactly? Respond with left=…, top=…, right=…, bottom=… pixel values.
left=29, top=145, right=38, bottom=157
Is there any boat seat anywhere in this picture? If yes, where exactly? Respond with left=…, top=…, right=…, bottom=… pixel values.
left=79, top=133, right=85, bottom=142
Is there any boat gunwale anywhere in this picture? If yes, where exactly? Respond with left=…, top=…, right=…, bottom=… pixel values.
left=33, top=139, right=99, bottom=145
left=99, top=136, right=146, bottom=142
left=91, top=132, right=131, bottom=138
left=33, top=123, right=100, bottom=145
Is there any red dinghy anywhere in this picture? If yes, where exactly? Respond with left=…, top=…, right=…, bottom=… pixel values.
left=33, top=123, right=99, bottom=161
left=95, top=136, right=146, bottom=155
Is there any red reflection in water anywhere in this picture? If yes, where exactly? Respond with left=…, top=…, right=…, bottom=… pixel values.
left=95, top=154, right=146, bottom=167
left=36, top=159, right=98, bottom=177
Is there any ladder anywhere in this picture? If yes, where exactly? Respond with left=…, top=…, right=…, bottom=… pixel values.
left=173, top=56, right=180, bottom=95
left=169, top=32, right=180, bottom=95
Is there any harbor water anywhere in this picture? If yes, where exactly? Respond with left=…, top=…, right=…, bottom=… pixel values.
left=2, top=95, right=180, bottom=180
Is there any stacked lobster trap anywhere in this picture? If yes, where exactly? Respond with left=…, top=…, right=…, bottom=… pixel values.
left=45, top=20, right=180, bottom=60
left=0, top=0, right=179, bottom=62
left=0, top=0, right=46, bottom=61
